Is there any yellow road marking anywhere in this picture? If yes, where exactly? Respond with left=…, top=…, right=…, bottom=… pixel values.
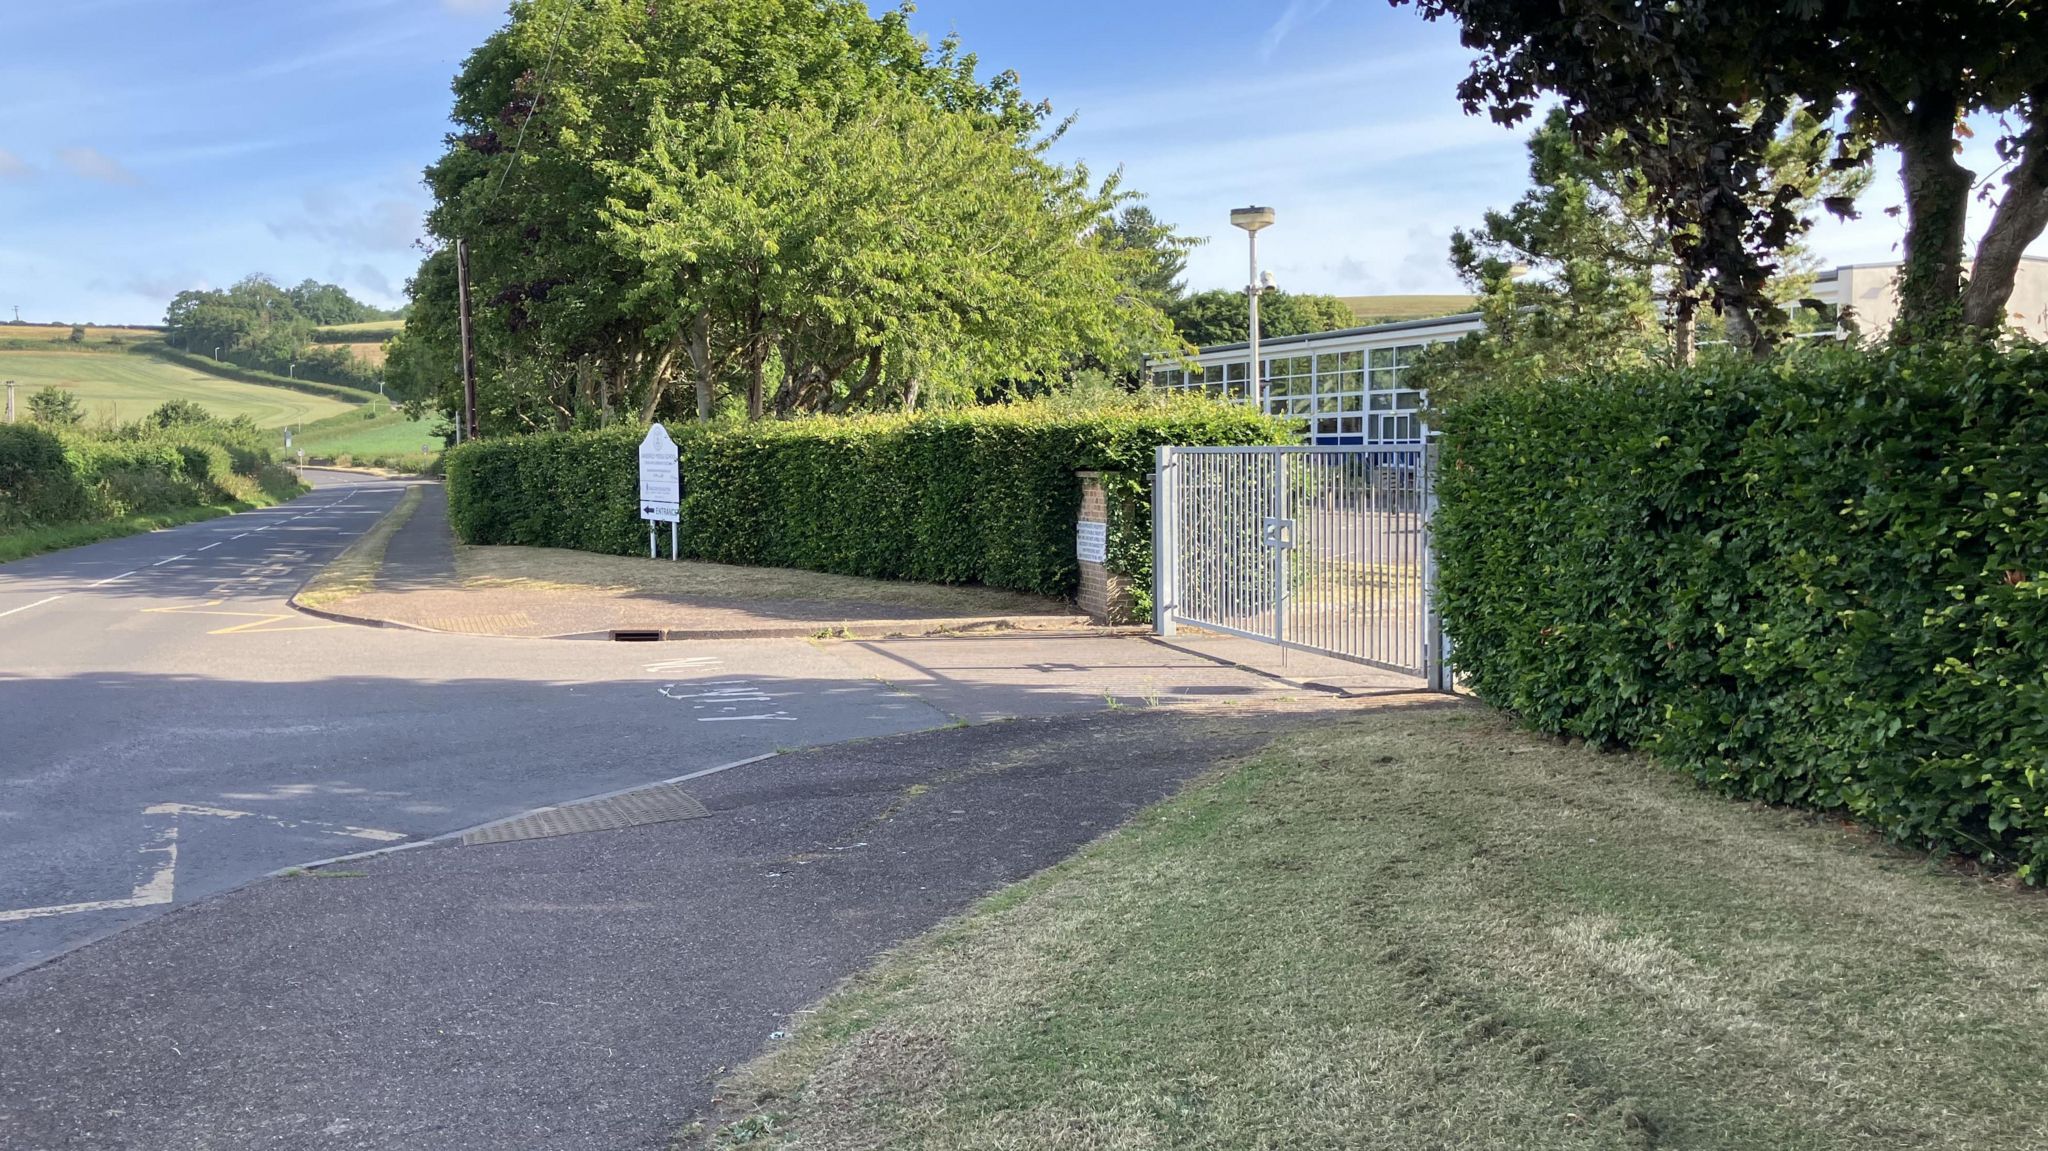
left=143, top=601, right=343, bottom=635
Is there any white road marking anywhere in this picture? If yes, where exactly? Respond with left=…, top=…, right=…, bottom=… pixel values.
left=233, top=534, right=249, bottom=540
left=698, top=712, right=797, bottom=723
left=0, top=595, right=65, bottom=619
left=646, top=657, right=723, bottom=673
left=90, top=570, right=138, bottom=587
left=0, top=827, right=177, bottom=924
left=144, top=801, right=254, bottom=820
left=144, top=800, right=405, bottom=842
left=198, top=542, right=220, bottom=551
left=152, top=554, right=186, bottom=566
left=337, top=827, right=408, bottom=843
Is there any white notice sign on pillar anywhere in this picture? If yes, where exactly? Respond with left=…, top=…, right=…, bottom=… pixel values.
left=638, top=425, right=681, bottom=524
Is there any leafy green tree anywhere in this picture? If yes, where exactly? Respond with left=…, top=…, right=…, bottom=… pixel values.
left=1391, top=0, right=1850, bottom=354
left=67, top=325, right=85, bottom=344
left=1166, top=289, right=1358, bottom=347
left=148, top=399, right=214, bottom=428
left=1420, top=106, right=1866, bottom=398
left=1422, top=108, right=1667, bottom=398
left=1390, top=0, right=2048, bottom=342
left=287, top=280, right=393, bottom=326
left=1098, top=205, right=1197, bottom=311
left=27, top=386, right=83, bottom=426
left=410, top=0, right=1173, bottom=431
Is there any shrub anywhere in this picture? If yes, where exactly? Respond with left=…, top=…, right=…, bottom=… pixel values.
left=27, top=385, right=84, bottom=426
left=0, top=419, right=299, bottom=531
left=446, top=398, right=1287, bottom=599
left=0, top=425, right=92, bottom=527
left=1434, top=340, right=2048, bottom=881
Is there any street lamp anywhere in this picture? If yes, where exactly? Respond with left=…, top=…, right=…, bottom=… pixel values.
left=289, top=361, right=296, bottom=379
left=213, top=346, right=221, bottom=361
left=1230, top=206, right=1276, bottom=410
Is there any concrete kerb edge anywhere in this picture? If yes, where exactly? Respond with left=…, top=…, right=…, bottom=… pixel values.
left=284, top=481, right=438, bottom=630
left=277, top=751, right=784, bottom=874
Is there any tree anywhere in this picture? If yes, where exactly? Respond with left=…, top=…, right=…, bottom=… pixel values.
left=148, top=399, right=214, bottom=428
left=1777, top=5, right=2048, bottom=335
left=27, top=386, right=83, bottom=426
left=67, top=325, right=85, bottom=344
left=1097, top=205, right=1197, bottom=311
left=1166, top=289, right=1359, bottom=347
left=1392, top=0, right=2048, bottom=342
left=1392, top=1, right=1851, bottom=355
left=287, top=280, right=393, bottom=326
left=1421, top=108, right=1667, bottom=397
left=408, top=0, right=1171, bottom=431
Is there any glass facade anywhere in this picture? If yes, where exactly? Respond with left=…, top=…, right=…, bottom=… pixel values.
left=1151, top=339, right=1431, bottom=442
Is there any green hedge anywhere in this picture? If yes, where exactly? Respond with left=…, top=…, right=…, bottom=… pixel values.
left=1, top=423, right=299, bottom=531
left=1435, top=341, right=2048, bottom=881
left=446, top=399, right=1288, bottom=599
left=137, top=343, right=382, bottom=403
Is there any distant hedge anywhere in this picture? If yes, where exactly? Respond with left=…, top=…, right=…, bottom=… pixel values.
left=0, top=423, right=300, bottom=531
left=446, top=399, right=1288, bottom=599
left=1434, top=341, right=2048, bottom=881
left=137, top=343, right=381, bottom=403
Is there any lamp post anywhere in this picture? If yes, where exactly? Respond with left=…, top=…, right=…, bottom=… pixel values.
left=289, top=361, right=296, bottom=379
left=1230, top=206, right=1276, bottom=411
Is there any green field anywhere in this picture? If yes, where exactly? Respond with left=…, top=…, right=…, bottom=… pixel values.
left=313, top=321, right=403, bottom=343
left=0, top=323, right=163, bottom=352
left=0, top=350, right=359, bottom=429
left=293, top=403, right=444, bottom=460
left=1338, top=294, right=1478, bottom=324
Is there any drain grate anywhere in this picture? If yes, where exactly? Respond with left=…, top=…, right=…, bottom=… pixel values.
left=463, top=783, right=712, bottom=846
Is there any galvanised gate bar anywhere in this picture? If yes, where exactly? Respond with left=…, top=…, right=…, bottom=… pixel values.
left=1153, top=443, right=1446, bottom=688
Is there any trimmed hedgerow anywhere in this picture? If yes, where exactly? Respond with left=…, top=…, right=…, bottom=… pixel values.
left=1, top=422, right=300, bottom=532
left=445, top=398, right=1288, bottom=599
left=1434, top=340, right=2048, bottom=881
left=137, top=343, right=382, bottom=402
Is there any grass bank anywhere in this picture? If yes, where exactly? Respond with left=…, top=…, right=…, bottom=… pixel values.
left=0, top=498, right=287, bottom=564
left=296, top=485, right=422, bottom=607
left=705, top=705, right=2048, bottom=1150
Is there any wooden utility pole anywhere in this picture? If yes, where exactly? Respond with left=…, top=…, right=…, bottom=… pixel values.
left=456, top=238, right=479, bottom=441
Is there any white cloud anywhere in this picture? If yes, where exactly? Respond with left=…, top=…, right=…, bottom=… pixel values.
left=269, top=193, right=424, bottom=254
left=1261, top=0, right=1335, bottom=62
left=56, top=146, right=139, bottom=186
left=0, top=149, right=31, bottom=181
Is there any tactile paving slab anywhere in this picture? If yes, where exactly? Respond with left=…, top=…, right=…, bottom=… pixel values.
left=462, top=783, right=711, bottom=846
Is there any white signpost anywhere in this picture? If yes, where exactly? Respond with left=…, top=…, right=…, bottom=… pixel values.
left=639, top=425, right=682, bottom=560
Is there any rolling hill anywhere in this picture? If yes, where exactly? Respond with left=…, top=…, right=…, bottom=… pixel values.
left=0, top=350, right=358, bottom=429
left=1336, top=295, right=1477, bottom=325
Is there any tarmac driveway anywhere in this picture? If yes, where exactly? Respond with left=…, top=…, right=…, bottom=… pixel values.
left=0, top=708, right=1332, bottom=1151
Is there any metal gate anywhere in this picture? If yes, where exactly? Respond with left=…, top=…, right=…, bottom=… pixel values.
left=1153, top=443, right=1446, bottom=688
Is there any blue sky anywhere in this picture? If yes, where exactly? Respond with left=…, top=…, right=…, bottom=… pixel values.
left=0, top=0, right=2033, bottom=324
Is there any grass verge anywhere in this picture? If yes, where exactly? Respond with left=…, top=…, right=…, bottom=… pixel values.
left=295, top=485, right=423, bottom=607
left=703, top=705, right=2048, bottom=1151
left=453, top=546, right=1079, bottom=618
left=0, top=500, right=278, bottom=564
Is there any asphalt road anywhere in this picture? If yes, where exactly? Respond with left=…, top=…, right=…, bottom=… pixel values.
left=0, top=471, right=954, bottom=975
left=0, top=709, right=1316, bottom=1151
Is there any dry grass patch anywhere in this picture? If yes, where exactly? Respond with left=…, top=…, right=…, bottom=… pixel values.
left=453, top=546, right=1079, bottom=617
left=703, top=705, right=2048, bottom=1151
left=297, top=486, right=422, bottom=607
